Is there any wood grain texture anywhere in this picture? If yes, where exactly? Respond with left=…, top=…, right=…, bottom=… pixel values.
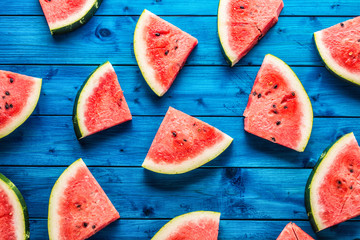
left=1, top=0, right=359, bottom=16
left=0, top=16, right=355, bottom=65
left=0, top=116, right=358, bottom=167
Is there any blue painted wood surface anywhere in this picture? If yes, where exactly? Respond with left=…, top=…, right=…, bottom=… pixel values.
left=0, top=0, right=359, bottom=239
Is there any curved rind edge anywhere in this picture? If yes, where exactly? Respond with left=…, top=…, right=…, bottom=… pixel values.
left=0, top=173, right=30, bottom=240
left=0, top=77, right=42, bottom=140
left=49, top=0, right=103, bottom=35
left=151, top=211, right=221, bottom=240
left=72, top=61, right=110, bottom=140
left=304, top=132, right=354, bottom=232
left=142, top=134, right=233, bottom=174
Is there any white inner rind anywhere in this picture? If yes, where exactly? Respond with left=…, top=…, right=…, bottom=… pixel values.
left=48, top=0, right=99, bottom=31
left=218, top=0, right=239, bottom=66
left=75, top=61, right=114, bottom=138
left=134, top=10, right=167, bottom=96
left=0, top=77, right=41, bottom=139
left=48, top=159, right=86, bottom=240
left=308, top=132, right=355, bottom=231
left=264, top=54, right=313, bottom=152
left=0, top=178, right=26, bottom=240
left=315, top=31, right=360, bottom=85
left=151, top=211, right=221, bottom=240
left=142, top=133, right=233, bottom=174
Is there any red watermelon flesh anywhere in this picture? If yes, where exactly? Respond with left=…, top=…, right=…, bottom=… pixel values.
left=276, top=222, right=314, bottom=240
left=48, top=159, right=119, bottom=240
left=134, top=10, right=198, bottom=96
left=142, top=107, right=233, bottom=174
left=243, top=54, right=313, bottom=152
left=0, top=188, right=16, bottom=239
left=218, top=0, right=283, bottom=66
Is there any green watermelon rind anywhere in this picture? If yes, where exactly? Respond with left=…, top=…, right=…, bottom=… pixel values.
left=314, top=31, right=360, bottom=86
left=305, top=132, right=355, bottom=232
left=48, top=158, right=84, bottom=240
left=46, top=0, right=103, bottom=35
left=151, top=211, right=221, bottom=240
left=72, top=61, right=111, bottom=140
left=0, top=173, right=30, bottom=240
left=0, top=75, right=42, bottom=139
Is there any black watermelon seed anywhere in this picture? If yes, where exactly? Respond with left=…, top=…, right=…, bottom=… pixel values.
left=252, top=91, right=257, bottom=96
left=172, top=131, right=177, bottom=137
left=193, top=123, right=196, bottom=126
left=340, top=23, right=344, bottom=27
left=273, top=110, right=278, bottom=114
left=76, top=204, right=81, bottom=208
left=272, top=104, right=276, bottom=108
left=83, top=222, right=88, bottom=228
left=240, top=6, right=245, bottom=9
left=175, top=46, right=178, bottom=50
left=5, top=103, right=9, bottom=109
left=337, top=180, right=342, bottom=184
left=92, top=225, right=96, bottom=229
left=350, top=186, right=353, bottom=190
left=9, top=104, right=13, bottom=108
left=291, top=92, right=295, bottom=96
left=5, top=91, right=9, bottom=96
left=271, top=137, right=276, bottom=142
left=9, top=78, right=14, bottom=83
left=350, top=169, right=354, bottom=173
left=257, top=93, right=262, bottom=98
left=284, top=106, right=288, bottom=109
left=155, top=33, right=160, bottom=36
left=276, top=121, right=281, bottom=125
left=165, top=50, right=169, bottom=55
left=2, top=96, right=4, bottom=99
left=274, top=84, right=278, bottom=89
left=183, top=139, right=187, bottom=142
left=358, top=39, right=360, bottom=42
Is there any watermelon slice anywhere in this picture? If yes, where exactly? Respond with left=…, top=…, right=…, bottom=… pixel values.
left=134, top=10, right=198, bottom=97
left=218, top=0, right=284, bottom=66
left=39, top=0, right=102, bottom=35
left=276, top=222, right=314, bottom=240
left=0, top=173, right=29, bottom=240
left=314, top=17, right=360, bottom=85
left=72, top=61, right=132, bottom=139
left=142, top=107, right=233, bottom=174
left=0, top=70, right=42, bottom=139
left=48, top=158, right=120, bottom=240
left=151, top=211, right=220, bottom=240
left=305, top=132, right=360, bottom=232
left=243, top=54, right=313, bottom=152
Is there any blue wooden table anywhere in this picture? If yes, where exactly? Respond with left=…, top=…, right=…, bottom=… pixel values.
left=1, top=0, right=360, bottom=239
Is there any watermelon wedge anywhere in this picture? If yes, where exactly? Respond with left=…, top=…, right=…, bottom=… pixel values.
left=48, top=159, right=120, bottom=240
left=134, top=10, right=198, bottom=97
left=39, top=0, right=102, bottom=35
left=151, top=211, right=220, bottom=240
left=73, top=61, right=132, bottom=139
left=142, top=107, right=233, bottom=174
left=276, top=222, right=314, bottom=240
left=0, top=70, right=42, bottom=139
left=305, top=132, right=360, bottom=232
left=314, top=16, right=360, bottom=85
left=0, top=173, right=29, bottom=240
left=218, top=0, right=284, bottom=67
left=243, top=54, right=313, bottom=152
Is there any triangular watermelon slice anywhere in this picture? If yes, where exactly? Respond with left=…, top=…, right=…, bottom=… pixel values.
left=142, top=107, right=233, bottom=174
left=0, top=70, right=42, bottom=139
left=306, top=132, right=360, bottom=232
left=72, top=61, right=132, bottom=139
left=134, top=10, right=198, bottom=97
left=151, top=211, right=220, bottom=240
left=0, top=173, right=29, bottom=240
left=314, top=16, right=360, bottom=85
left=39, top=0, right=102, bottom=35
left=218, top=0, right=284, bottom=66
left=243, top=54, right=313, bottom=152
left=276, top=222, right=314, bottom=240
left=48, top=159, right=120, bottom=240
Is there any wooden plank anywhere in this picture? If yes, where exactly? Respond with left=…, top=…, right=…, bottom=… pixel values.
left=29, top=219, right=325, bottom=239
left=2, top=65, right=360, bottom=117
left=0, top=16, right=353, bottom=65
left=0, top=167, right=315, bottom=220
left=0, top=116, right=358, bottom=167
left=2, top=0, right=359, bottom=16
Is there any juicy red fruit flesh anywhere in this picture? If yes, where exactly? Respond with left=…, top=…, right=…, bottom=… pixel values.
left=0, top=186, right=16, bottom=239
left=39, top=0, right=89, bottom=23
left=166, top=218, right=219, bottom=240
